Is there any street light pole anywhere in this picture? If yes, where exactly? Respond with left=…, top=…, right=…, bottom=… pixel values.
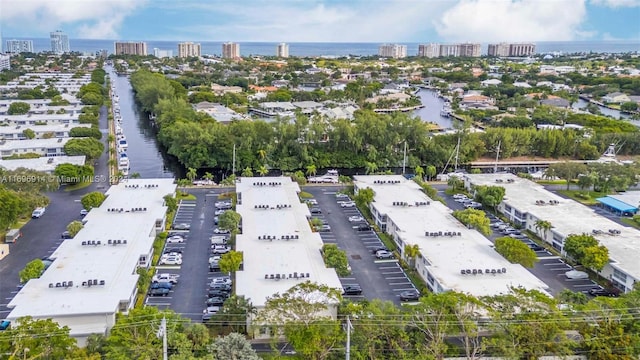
left=345, top=316, right=353, bottom=360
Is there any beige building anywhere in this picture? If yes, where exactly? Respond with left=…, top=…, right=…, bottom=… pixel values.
left=488, top=42, right=536, bottom=57
left=459, top=43, right=481, bottom=57
left=378, top=44, right=407, bottom=58
left=222, top=42, right=240, bottom=59
left=439, top=44, right=460, bottom=57
left=487, top=43, right=510, bottom=57
left=276, top=43, right=289, bottom=58
left=177, top=42, right=201, bottom=58
left=418, top=43, right=440, bottom=58
left=114, top=42, right=148, bottom=56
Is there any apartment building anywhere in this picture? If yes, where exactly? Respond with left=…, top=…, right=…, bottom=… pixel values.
left=114, top=42, right=148, bottom=56
left=222, top=42, right=240, bottom=59
left=0, top=54, right=9, bottom=71
left=439, top=44, right=460, bottom=57
left=276, top=43, right=289, bottom=58
left=177, top=42, right=201, bottom=58
left=459, top=43, right=482, bottom=57
left=50, top=30, right=70, bottom=54
left=488, top=42, right=536, bottom=57
left=418, top=43, right=440, bottom=58
left=378, top=44, right=407, bottom=58
left=5, top=39, right=34, bottom=54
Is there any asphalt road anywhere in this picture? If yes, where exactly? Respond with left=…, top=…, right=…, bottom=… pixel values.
left=303, top=186, right=417, bottom=305
left=0, top=104, right=111, bottom=318
left=433, top=184, right=598, bottom=296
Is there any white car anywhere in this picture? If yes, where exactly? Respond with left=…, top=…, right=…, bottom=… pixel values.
left=166, top=236, right=185, bottom=243
left=32, top=207, right=46, bottom=218
left=211, top=245, right=231, bottom=254
left=152, top=273, right=179, bottom=284
left=336, top=193, right=350, bottom=199
left=214, top=209, right=227, bottom=216
left=452, top=194, right=467, bottom=199
left=340, top=201, right=356, bottom=208
left=213, top=228, right=230, bottom=234
left=348, top=216, right=364, bottom=222
left=565, top=270, right=589, bottom=280
left=160, top=256, right=182, bottom=265
left=210, top=277, right=232, bottom=286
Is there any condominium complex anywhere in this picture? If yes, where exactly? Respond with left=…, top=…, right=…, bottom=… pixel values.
left=417, top=43, right=440, bottom=58
left=276, top=43, right=289, bottom=58
left=50, top=30, right=70, bottom=54
left=378, top=44, right=407, bottom=58
left=114, top=42, right=148, bottom=56
left=0, top=54, right=9, bottom=71
left=222, top=42, right=240, bottom=59
left=488, top=42, right=536, bottom=57
left=459, top=43, right=482, bottom=57
left=5, top=39, right=34, bottom=54
left=177, top=42, right=201, bottom=58
left=439, top=44, right=460, bottom=57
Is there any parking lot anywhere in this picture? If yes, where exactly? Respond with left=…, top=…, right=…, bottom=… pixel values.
left=303, top=186, right=418, bottom=305
left=436, top=185, right=599, bottom=296
left=145, top=189, right=232, bottom=322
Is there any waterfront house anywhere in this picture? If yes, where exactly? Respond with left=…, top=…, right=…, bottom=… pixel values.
left=602, top=92, right=631, bottom=104
left=480, top=79, right=502, bottom=87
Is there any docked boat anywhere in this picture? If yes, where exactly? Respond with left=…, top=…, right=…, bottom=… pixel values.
left=118, top=156, right=130, bottom=170
left=118, top=139, right=128, bottom=151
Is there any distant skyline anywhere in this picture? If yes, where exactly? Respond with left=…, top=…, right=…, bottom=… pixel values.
left=0, top=0, right=639, bottom=43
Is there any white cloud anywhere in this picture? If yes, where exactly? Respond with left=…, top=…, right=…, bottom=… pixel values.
left=167, top=0, right=449, bottom=42
left=0, top=0, right=146, bottom=38
left=591, top=0, right=640, bottom=7
left=434, top=0, right=590, bottom=42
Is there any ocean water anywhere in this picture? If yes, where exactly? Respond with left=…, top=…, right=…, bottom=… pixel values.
left=6, top=38, right=640, bottom=57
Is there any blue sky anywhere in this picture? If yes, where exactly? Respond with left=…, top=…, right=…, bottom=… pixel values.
left=1, top=0, right=639, bottom=42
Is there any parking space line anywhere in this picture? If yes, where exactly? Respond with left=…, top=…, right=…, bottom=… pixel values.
left=382, top=272, right=403, bottom=275
left=386, top=276, right=408, bottom=280
left=392, top=288, right=416, bottom=291
left=379, top=266, right=400, bottom=269
left=340, top=277, right=356, bottom=281
left=572, top=284, right=597, bottom=288
left=538, top=256, right=560, bottom=260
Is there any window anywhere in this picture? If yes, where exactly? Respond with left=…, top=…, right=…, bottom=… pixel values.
left=504, top=204, right=512, bottom=213
left=613, top=268, right=628, bottom=282
left=427, top=272, right=434, bottom=284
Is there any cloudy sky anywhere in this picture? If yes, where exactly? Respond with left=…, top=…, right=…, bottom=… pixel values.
left=1, top=0, right=639, bottom=42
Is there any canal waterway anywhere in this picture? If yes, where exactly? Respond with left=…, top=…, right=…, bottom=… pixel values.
left=413, top=89, right=454, bottom=129
left=108, top=67, right=182, bottom=179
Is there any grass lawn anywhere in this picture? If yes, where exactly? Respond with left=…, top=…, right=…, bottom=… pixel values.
left=177, top=192, right=196, bottom=200
left=620, top=218, right=640, bottom=230
left=64, top=181, right=92, bottom=191
left=536, top=179, right=567, bottom=185
left=558, top=190, right=605, bottom=205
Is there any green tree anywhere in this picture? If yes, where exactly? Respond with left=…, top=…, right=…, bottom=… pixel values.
left=219, top=250, right=244, bottom=273
left=426, top=165, right=437, bottom=181
left=257, top=149, right=267, bottom=162
left=414, top=165, right=425, bottom=180
left=534, top=219, right=552, bottom=240
left=214, top=295, right=256, bottom=334
left=448, top=175, right=464, bottom=191
left=218, top=210, right=241, bottom=233
left=257, top=164, right=269, bottom=176
left=321, top=244, right=350, bottom=276
left=365, top=161, right=379, bottom=174
left=186, top=167, right=197, bottom=182
left=241, top=167, right=254, bottom=177
left=22, top=128, right=35, bottom=139
left=306, top=164, right=317, bottom=177
left=63, top=138, right=104, bottom=161
left=563, top=233, right=598, bottom=261
left=19, top=259, right=45, bottom=283
left=8, top=101, right=30, bottom=115
left=54, top=163, right=94, bottom=184
left=69, top=126, right=103, bottom=139
left=582, top=244, right=609, bottom=271
left=163, top=194, right=177, bottom=213
left=207, top=333, right=259, bottom=360
left=452, top=208, right=491, bottom=236
left=546, top=162, right=588, bottom=190
left=556, top=289, right=589, bottom=305
left=81, top=191, right=107, bottom=210
left=494, top=236, right=539, bottom=268
left=621, top=101, right=638, bottom=112
left=203, top=171, right=214, bottom=182
left=404, top=243, right=420, bottom=269
left=66, top=220, right=84, bottom=237
left=0, top=316, right=79, bottom=359
left=474, top=185, right=505, bottom=210
left=354, top=187, right=375, bottom=209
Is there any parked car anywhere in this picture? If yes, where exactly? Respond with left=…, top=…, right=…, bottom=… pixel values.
left=152, top=273, right=179, bottom=284
left=207, top=289, right=230, bottom=298
left=209, top=283, right=232, bottom=292
left=348, top=216, right=364, bottom=222
left=80, top=209, right=88, bottom=217
left=149, top=288, right=170, bottom=297
left=61, top=231, right=72, bottom=239
left=565, top=270, right=589, bottom=280
left=213, top=216, right=219, bottom=225
left=452, top=194, right=467, bottom=199
left=166, top=235, right=185, bottom=244
left=371, top=246, right=388, bottom=254
left=357, top=224, right=372, bottom=231
left=172, top=223, right=190, bottom=230
left=343, top=285, right=363, bottom=295
left=210, top=277, right=232, bottom=286
left=214, top=209, right=227, bottom=216
left=375, top=250, right=394, bottom=259
left=213, top=228, right=230, bottom=234
left=31, top=207, right=46, bottom=219
left=336, top=193, right=350, bottom=199
left=206, top=297, right=226, bottom=306
left=163, top=248, right=183, bottom=255
left=527, top=243, right=544, bottom=251
left=0, top=320, right=11, bottom=331
left=160, top=256, right=182, bottom=265
left=316, top=225, right=331, bottom=232
left=588, top=287, right=619, bottom=297
left=340, top=201, right=356, bottom=208
left=215, top=202, right=232, bottom=210
left=305, top=199, right=318, bottom=205
left=310, top=207, right=322, bottom=214
left=399, top=290, right=420, bottom=301
left=202, top=306, right=220, bottom=322
left=151, top=281, right=173, bottom=290
left=211, top=245, right=231, bottom=255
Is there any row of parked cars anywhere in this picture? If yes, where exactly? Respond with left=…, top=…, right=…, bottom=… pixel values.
left=488, top=215, right=543, bottom=252
left=452, top=194, right=482, bottom=209
left=148, top=273, right=179, bottom=297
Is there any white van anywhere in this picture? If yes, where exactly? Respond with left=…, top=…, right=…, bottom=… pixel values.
left=31, top=207, right=46, bottom=219
left=210, top=236, right=227, bottom=245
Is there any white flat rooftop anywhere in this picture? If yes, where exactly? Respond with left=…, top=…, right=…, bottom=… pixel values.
left=608, top=192, right=640, bottom=210
left=464, top=173, right=640, bottom=281
left=0, top=123, right=90, bottom=135
left=7, top=179, right=176, bottom=320
left=354, top=175, right=550, bottom=297
left=0, top=155, right=86, bottom=173
left=235, top=177, right=342, bottom=307
left=0, top=137, right=73, bottom=151
left=0, top=114, right=79, bottom=122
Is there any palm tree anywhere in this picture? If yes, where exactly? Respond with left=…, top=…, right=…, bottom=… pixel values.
left=257, top=149, right=267, bottom=163
left=414, top=166, right=425, bottom=181
left=203, top=172, right=214, bottom=182
left=534, top=220, right=552, bottom=240
left=365, top=161, right=378, bottom=175
left=426, top=165, right=437, bottom=181
left=186, top=167, right=197, bottom=182
left=257, top=165, right=269, bottom=177
left=404, top=244, right=420, bottom=269
left=241, top=167, right=253, bottom=177
left=305, top=164, right=317, bottom=177
left=129, top=172, right=141, bottom=179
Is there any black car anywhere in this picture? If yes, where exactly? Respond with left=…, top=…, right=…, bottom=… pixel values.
left=207, top=289, right=231, bottom=298
left=399, top=290, right=420, bottom=301
left=526, top=243, right=544, bottom=251
left=164, top=248, right=183, bottom=255
left=357, top=224, right=372, bottom=231
left=206, top=297, right=226, bottom=306
left=588, top=287, right=619, bottom=297
left=343, top=285, right=363, bottom=295
left=149, top=288, right=170, bottom=297
left=209, top=283, right=232, bottom=292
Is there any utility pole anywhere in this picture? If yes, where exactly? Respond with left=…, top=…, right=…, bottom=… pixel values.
left=402, top=141, right=407, bottom=175
left=494, top=140, right=501, bottom=174
left=157, top=317, right=168, bottom=360
left=345, top=316, right=353, bottom=360
left=232, top=143, right=236, bottom=175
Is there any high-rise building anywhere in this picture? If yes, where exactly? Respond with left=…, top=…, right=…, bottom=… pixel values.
left=276, top=43, right=289, bottom=58
left=509, top=43, right=536, bottom=57
left=5, top=39, right=34, bottom=54
left=114, top=42, right=148, bottom=56
left=50, top=30, right=70, bottom=54
left=459, top=43, right=481, bottom=57
left=177, top=42, right=201, bottom=58
left=378, top=44, right=407, bottom=58
left=0, top=54, right=10, bottom=71
left=222, top=42, right=240, bottom=59
left=154, top=48, right=173, bottom=58
left=439, top=44, right=460, bottom=57
left=418, top=43, right=440, bottom=58
left=487, top=43, right=511, bottom=57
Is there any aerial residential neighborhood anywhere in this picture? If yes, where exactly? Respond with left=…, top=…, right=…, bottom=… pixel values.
left=0, top=2, right=639, bottom=357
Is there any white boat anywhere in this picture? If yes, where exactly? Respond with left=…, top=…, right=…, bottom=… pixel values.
left=119, top=157, right=130, bottom=169
left=118, top=139, right=128, bottom=150
left=308, top=169, right=339, bottom=184
left=115, top=125, right=123, bottom=135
